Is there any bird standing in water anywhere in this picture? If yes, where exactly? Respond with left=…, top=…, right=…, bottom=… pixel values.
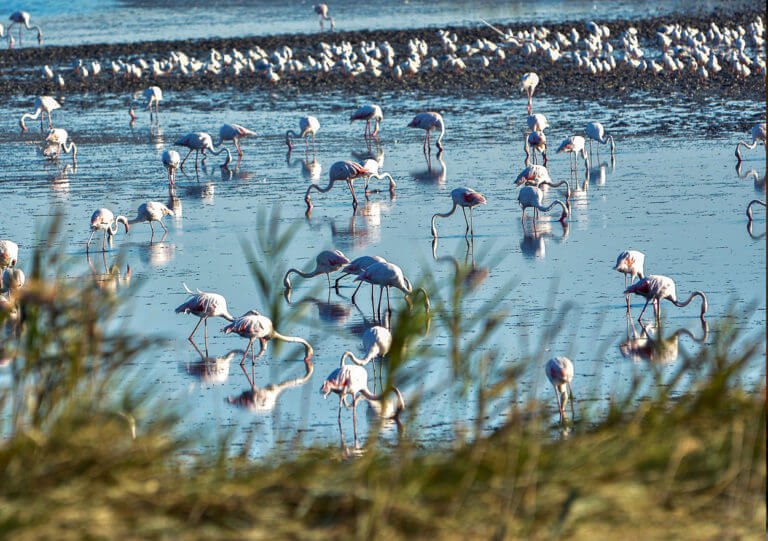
left=129, top=86, right=162, bottom=123
left=624, top=275, right=708, bottom=323
left=585, top=122, right=615, bottom=162
left=408, top=112, right=445, bottom=153
left=162, top=150, right=180, bottom=187
left=313, top=4, right=335, bottom=30
left=286, top=116, right=320, bottom=153
left=175, top=284, right=235, bottom=353
left=19, top=96, right=60, bottom=132
left=128, top=202, right=174, bottom=240
left=340, top=325, right=392, bottom=390
left=283, top=249, right=350, bottom=290
left=350, top=105, right=383, bottom=138
left=216, top=123, right=256, bottom=157
left=613, top=250, right=645, bottom=309
left=431, top=187, right=486, bottom=238
left=87, top=208, right=129, bottom=253
left=735, top=123, right=766, bottom=163
left=222, top=310, right=313, bottom=364
left=545, top=356, right=574, bottom=423
left=520, top=72, right=540, bottom=114
left=174, top=132, right=231, bottom=170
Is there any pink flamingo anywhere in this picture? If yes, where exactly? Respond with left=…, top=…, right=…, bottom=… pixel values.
left=431, top=187, right=486, bottom=238
left=527, top=113, right=548, bottom=132
left=515, top=164, right=551, bottom=185
left=162, top=150, right=180, bottom=187
left=524, top=130, right=547, bottom=166
left=174, top=132, right=231, bottom=170
left=624, top=275, right=708, bottom=323
left=7, top=11, right=42, bottom=47
left=350, top=105, right=382, bottom=138
left=216, top=123, right=256, bottom=157
left=305, top=160, right=370, bottom=211
left=408, top=112, right=445, bottom=153
left=44, top=128, right=77, bottom=165
left=340, top=325, right=392, bottom=391
left=87, top=208, right=129, bottom=252
left=517, top=185, right=569, bottom=222
left=520, top=72, right=540, bottom=114
left=175, top=283, right=235, bottom=352
left=545, top=356, right=574, bottom=423
left=283, top=249, right=350, bottom=289
left=735, top=123, right=766, bottom=163
left=20, top=96, right=59, bottom=132
left=585, top=122, right=615, bottom=161
left=0, top=240, right=19, bottom=269
left=354, top=261, right=429, bottom=320
left=334, top=255, right=387, bottom=302
left=613, top=250, right=646, bottom=309
left=128, top=202, right=174, bottom=240
left=286, top=116, right=320, bottom=153
left=556, top=135, right=589, bottom=181
left=222, top=310, right=313, bottom=364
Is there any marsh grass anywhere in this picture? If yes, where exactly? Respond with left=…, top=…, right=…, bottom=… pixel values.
left=0, top=216, right=764, bottom=539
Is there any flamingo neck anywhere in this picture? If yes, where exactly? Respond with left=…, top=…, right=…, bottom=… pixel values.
left=435, top=119, right=445, bottom=149
left=272, top=330, right=314, bottom=360
left=431, top=200, right=458, bottom=236
left=671, top=291, right=708, bottom=317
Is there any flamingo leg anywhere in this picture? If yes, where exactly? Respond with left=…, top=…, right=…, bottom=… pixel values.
left=638, top=298, right=651, bottom=324
left=256, top=338, right=267, bottom=359
left=470, top=207, right=475, bottom=236
left=87, top=230, right=95, bottom=252
left=180, top=148, right=193, bottom=170
left=568, top=382, right=575, bottom=420
left=240, top=338, right=254, bottom=365
left=189, top=317, right=204, bottom=342
left=102, top=230, right=107, bottom=252
left=352, top=395, right=359, bottom=448
left=235, top=138, right=242, bottom=156
left=552, top=384, right=564, bottom=422
left=203, top=318, right=209, bottom=354
left=597, top=142, right=600, bottom=163
left=327, top=272, right=331, bottom=290
left=377, top=286, right=383, bottom=321
left=347, top=180, right=358, bottom=208
left=312, top=132, right=316, bottom=154
left=160, top=220, right=168, bottom=234
left=386, top=286, right=391, bottom=315
left=351, top=281, right=363, bottom=303
left=461, top=206, right=469, bottom=236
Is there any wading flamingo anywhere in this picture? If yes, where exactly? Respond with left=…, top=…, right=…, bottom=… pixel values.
left=335, top=255, right=387, bottom=302
left=313, top=3, right=335, bottom=30
left=175, top=283, right=235, bottom=352
left=359, top=159, right=397, bottom=194
left=20, top=96, right=60, bottom=132
left=174, top=132, right=231, bottom=170
left=0, top=240, right=19, bottom=269
left=408, top=112, right=445, bottom=153
left=585, top=122, right=615, bottom=161
left=283, top=249, right=350, bottom=289
left=525, top=130, right=547, bottom=165
left=735, top=123, right=766, bottom=162
left=222, top=310, right=313, bottom=364
left=305, top=160, right=369, bottom=210
left=286, top=116, right=320, bottom=153
left=350, top=105, right=383, bottom=138
left=613, top=250, right=645, bottom=309
left=340, top=325, right=392, bottom=391
left=44, top=128, right=77, bottom=165
left=129, top=86, right=162, bottom=122
left=545, top=356, right=574, bottom=423
left=527, top=113, right=548, bottom=132
left=520, top=72, right=540, bottom=114
left=355, top=261, right=429, bottom=320
left=7, top=11, right=42, bottom=47
left=162, top=149, right=180, bottom=187
left=746, top=199, right=765, bottom=221
left=624, top=275, right=708, bottom=323
left=431, top=187, right=486, bottom=238
left=128, top=202, right=174, bottom=239
left=87, top=208, right=129, bottom=253
left=556, top=135, right=589, bottom=180
left=517, top=185, right=568, bottom=222
left=515, top=164, right=551, bottom=185
left=216, top=123, right=256, bottom=157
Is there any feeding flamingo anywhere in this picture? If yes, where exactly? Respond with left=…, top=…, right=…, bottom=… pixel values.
left=162, top=149, right=180, bottom=187
left=335, top=255, right=387, bottom=302
left=527, top=113, right=549, bottom=132
left=517, top=185, right=569, bottom=222
left=305, top=160, right=371, bottom=211
left=359, top=159, right=397, bottom=194
left=408, top=112, right=445, bottom=153
left=222, top=310, right=313, bottom=365
left=216, top=123, right=256, bottom=157
left=515, top=164, right=551, bottom=185
left=545, top=356, right=575, bottom=423
left=286, top=116, right=320, bottom=153
left=1, top=268, right=25, bottom=293
left=20, top=96, right=60, bottom=132
left=174, top=132, right=231, bottom=170
left=354, top=261, right=429, bottom=320
left=556, top=135, right=589, bottom=181
left=746, top=200, right=765, bottom=221
left=86, top=208, right=129, bottom=253
left=7, top=11, right=42, bottom=47
left=129, top=86, right=162, bottom=122
left=313, top=3, right=335, bottom=31
left=350, top=105, right=383, bottom=138
left=283, top=249, right=350, bottom=290
left=613, top=250, right=646, bottom=309
left=341, top=325, right=392, bottom=391
left=525, top=130, right=547, bottom=166
left=735, top=123, right=766, bottom=162
left=321, top=362, right=404, bottom=448
left=520, top=72, right=540, bottom=114
left=175, top=283, right=235, bottom=352
left=624, top=275, right=708, bottom=323
left=585, top=122, right=615, bottom=161
left=0, top=240, right=18, bottom=269
left=128, top=202, right=174, bottom=240
left=431, top=187, right=486, bottom=238
left=43, top=128, right=77, bottom=165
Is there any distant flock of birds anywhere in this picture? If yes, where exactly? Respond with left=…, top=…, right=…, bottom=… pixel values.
left=2, top=9, right=766, bottom=446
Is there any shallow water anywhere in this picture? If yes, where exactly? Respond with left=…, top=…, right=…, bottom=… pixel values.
left=7, top=0, right=741, bottom=47
left=0, top=87, right=765, bottom=453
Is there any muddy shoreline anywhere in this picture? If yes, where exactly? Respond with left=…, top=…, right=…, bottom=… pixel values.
left=0, top=7, right=763, bottom=101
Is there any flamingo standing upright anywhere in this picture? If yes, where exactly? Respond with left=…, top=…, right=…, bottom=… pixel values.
left=585, top=122, right=615, bottom=162
left=129, top=86, right=162, bottom=123
left=222, top=310, right=313, bottom=364
left=520, top=72, right=540, bottom=114
left=174, top=132, right=231, bottom=170
left=128, top=202, right=174, bottom=240
left=87, top=208, right=129, bottom=253
left=354, top=261, right=429, bottom=320
left=340, top=326, right=392, bottom=391
left=613, top=250, right=646, bottom=309
left=334, top=255, right=387, bottom=302
left=321, top=362, right=404, bottom=448
left=517, top=185, right=569, bottom=222
left=19, top=96, right=60, bottom=132
left=44, top=128, right=77, bottom=165
left=313, top=3, right=335, bottom=31
left=545, top=356, right=575, bottom=423
left=283, top=249, right=350, bottom=289
left=0, top=240, right=19, bottom=269
left=175, top=283, right=235, bottom=352
left=216, top=123, right=256, bottom=157
left=431, top=187, right=487, bottom=238
left=162, top=149, right=180, bottom=187
left=735, top=123, right=766, bottom=162
left=408, top=112, right=445, bottom=153
left=305, top=160, right=370, bottom=211
left=624, top=275, right=708, bottom=323
left=746, top=200, right=765, bottom=221
left=7, top=11, right=42, bottom=47
left=350, top=105, right=383, bottom=138
left=286, top=116, right=320, bottom=153
left=525, top=130, right=547, bottom=166
left=556, top=135, right=589, bottom=181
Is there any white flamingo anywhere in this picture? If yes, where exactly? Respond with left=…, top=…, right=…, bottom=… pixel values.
left=613, top=250, right=646, bottom=309
left=359, top=158, right=396, bottom=194
left=520, top=72, right=540, bottom=114
left=174, top=132, right=231, bottom=170
left=735, top=123, right=766, bottom=162
left=44, top=128, right=78, bottom=165
left=87, top=208, right=129, bottom=252
left=7, top=11, right=42, bottom=47
left=408, top=112, right=445, bottom=153
left=216, top=123, right=256, bottom=156
left=222, top=310, right=313, bottom=364
left=175, top=283, right=235, bottom=352
left=283, top=249, right=350, bottom=289
left=286, top=116, right=320, bottom=153
left=162, top=150, right=180, bottom=187
left=128, top=202, right=174, bottom=239
left=525, top=130, right=547, bottom=166
left=334, top=255, right=387, bottom=301
left=305, top=160, right=370, bottom=211
left=355, top=261, right=429, bottom=319
left=350, top=104, right=383, bottom=138
left=20, top=96, right=60, bottom=132
left=313, top=3, right=335, bottom=30
left=431, top=187, right=486, bottom=238
left=545, top=356, right=574, bottom=423
left=517, top=185, right=569, bottom=222
left=527, top=113, right=549, bottom=132
left=624, top=275, right=708, bottom=323
left=585, top=122, right=615, bottom=161
left=340, top=325, right=392, bottom=391
left=129, top=86, right=162, bottom=122
left=0, top=240, right=19, bottom=269
left=556, top=135, right=589, bottom=180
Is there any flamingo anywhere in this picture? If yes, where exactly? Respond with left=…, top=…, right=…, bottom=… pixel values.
left=517, top=185, right=569, bottom=222
left=1, top=268, right=25, bottom=293
left=735, top=123, right=766, bottom=163
left=545, top=357, right=574, bottom=423
left=340, top=326, right=392, bottom=391
left=313, top=3, right=335, bottom=31
left=321, top=362, right=404, bottom=448
left=515, top=164, right=551, bottom=185
left=408, top=112, right=445, bottom=153
left=354, top=261, right=429, bottom=320
left=175, top=283, right=235, bottom=352
left=556, top=135, right=589, bottom=181
left=283, top=249, right=350, bottom=289
left=431, top=187, right=486, bottom=238
left=128, top=202, right=174, bottom=239
left=359, top=159, right=396, bottom=194
left=216, top=123, right=256, bottom=157
left=285, top=116, right=320, bottom=153
left=305, top=160, right=369, bottom=211
left=613, top=250, right=645, bottom=309
left=527, top=113, right=549, bottom=132
left=7, top=11, right=42, bottom=47
left=174, top=132, right=231, bottom=170
left=520, top=72, right=540, bottom=114
left=334, top=255, right=387, bottom=302
left=162, top=149, right=180, bottom=187
left=129, top=86, right=162, bottom=123
left=350, top=105, right=383, bottom=138
left=746, top=200, right=766, bottom=222
left=524, top=130, right=547, bottom=166
left=0, top=240, right=18, bottom=269
left=86, top=208, right=129, bottom=253
left=585, top=122, right=615, bottom=161
left=44, top=128, right=77, bottom=165
left=624, top=275, right=708, bottom=323
left=20, top=96, right=60, bottom=132
left=222, top=310, right=313, bottom=364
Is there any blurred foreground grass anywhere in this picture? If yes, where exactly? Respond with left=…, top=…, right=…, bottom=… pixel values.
left=0, top=221, right=764, bottom=540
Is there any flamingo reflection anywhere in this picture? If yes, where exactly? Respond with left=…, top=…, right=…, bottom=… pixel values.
left=520, top=220, right=569, bottom=259
left=87, top=251, right=131, bottom=292
left=228, top=359, right=313, bottom=413
left=412, top=150, right=447, bottom=185
left=184, top=348, right=238, bottom=386
left=620, top=317, right=709, bottom=364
